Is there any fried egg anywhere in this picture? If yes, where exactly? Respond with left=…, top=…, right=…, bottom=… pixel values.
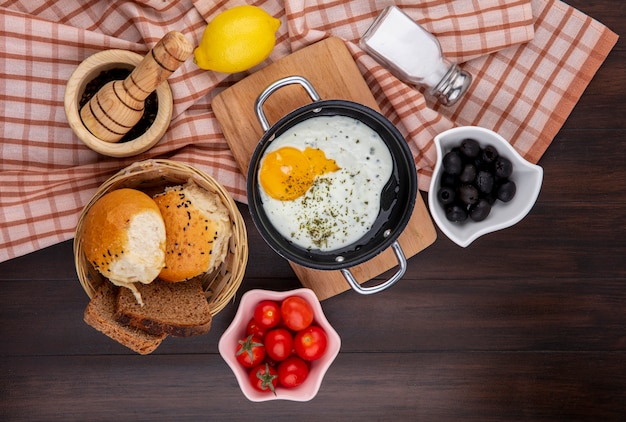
left=258, top=115, right=394, bottom=251
left=259, top=146, right=340, bottom=201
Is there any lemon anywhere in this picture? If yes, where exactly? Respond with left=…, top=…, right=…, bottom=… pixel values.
left=194, top=5, right=280, bottom=73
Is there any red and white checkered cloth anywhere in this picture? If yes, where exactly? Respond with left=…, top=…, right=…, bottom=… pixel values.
left=0, top=0, right=618, bottom=262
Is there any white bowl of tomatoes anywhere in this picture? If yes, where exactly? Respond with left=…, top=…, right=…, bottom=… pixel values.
left=218, top=288, right=341, bottom=402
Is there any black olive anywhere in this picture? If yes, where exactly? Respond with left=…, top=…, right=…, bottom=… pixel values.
left=460, top=138, right=481, bottom=158
left=440, top=172, right=458, bottom=188
left=475, top=170, right=494, bottom=194
left=481, top=145, right=499, bottom=164
left=458, top=184, right=479, bottom=205
left=445, top=203, right=468, bottom=222
left=437, top=187, right=456, bottom=205
left=494, top=156, right=513, bottom=178
left=469, top=199, right=492, bottom=221
left=436, top=138, right=515, bottom=225
left=483, top=191, right=498, bottom=205
left=473, top=156, right=486, bottom=170
left=442, top=151, right=463, bottom=175
left=497, top=180, right=517, bottom=202
left=459, top=163, right=477, bottom=184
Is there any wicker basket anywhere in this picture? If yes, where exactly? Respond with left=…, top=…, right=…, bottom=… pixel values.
left=74, top=159, right=248, bottom=316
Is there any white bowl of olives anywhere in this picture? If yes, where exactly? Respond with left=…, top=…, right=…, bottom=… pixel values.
left=428, top=126, right=543, bottom=247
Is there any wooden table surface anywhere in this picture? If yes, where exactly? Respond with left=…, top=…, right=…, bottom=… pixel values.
left=1, top=2, right=624, bottom=420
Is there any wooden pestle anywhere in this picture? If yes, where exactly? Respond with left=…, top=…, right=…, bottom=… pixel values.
left=80, top=31, right=193, bottom=143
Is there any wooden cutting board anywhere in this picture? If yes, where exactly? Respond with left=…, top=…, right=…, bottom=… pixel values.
left=212, top=37, right=436, bottom=300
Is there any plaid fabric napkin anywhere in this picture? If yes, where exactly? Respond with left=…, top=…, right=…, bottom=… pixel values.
left=0, top=0, right=618, bottom=262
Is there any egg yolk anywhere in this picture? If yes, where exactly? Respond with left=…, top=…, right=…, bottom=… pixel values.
left=259, top=146, right=340, bottom=201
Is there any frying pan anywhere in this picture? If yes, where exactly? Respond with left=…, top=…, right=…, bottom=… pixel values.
left=247, top=76, right=417, bottom=294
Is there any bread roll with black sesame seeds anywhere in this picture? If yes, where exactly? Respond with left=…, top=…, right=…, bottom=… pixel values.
left=82, top=188, right=166, bottom=305
left=153, top=181, right=232, bottom=282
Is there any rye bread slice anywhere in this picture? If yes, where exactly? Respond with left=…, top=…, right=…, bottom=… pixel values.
left=115, top=278, right=212, bottom=337
left=84, top=281, right=166, bottom=355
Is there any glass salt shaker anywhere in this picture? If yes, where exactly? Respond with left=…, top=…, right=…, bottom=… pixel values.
left=360, top=5, right=471, bottom=106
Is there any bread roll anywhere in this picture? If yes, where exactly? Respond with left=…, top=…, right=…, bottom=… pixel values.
left=82, top=188, right=166, bottom=304
left=153, top=181, right=232, bottom=282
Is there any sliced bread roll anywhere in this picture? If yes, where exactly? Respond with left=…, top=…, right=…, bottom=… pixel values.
left=82, top=188, right=166, bottom=305
left=115, top=277, right=212, bottom=337
left=84, top=281, right=166, bottom=355
left=153, top=181, right=232, bottom=282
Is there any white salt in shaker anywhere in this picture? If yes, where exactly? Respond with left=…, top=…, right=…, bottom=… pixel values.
left=360, top=5, right=471, bottom=106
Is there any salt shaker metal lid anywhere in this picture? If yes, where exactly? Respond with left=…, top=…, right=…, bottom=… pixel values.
left=360, top=5, right=471, bottom=106
left=432, top=63, right=472, bottom=106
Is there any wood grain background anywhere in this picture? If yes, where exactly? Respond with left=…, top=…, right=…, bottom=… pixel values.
left=1, top=1, right=624, bottom=420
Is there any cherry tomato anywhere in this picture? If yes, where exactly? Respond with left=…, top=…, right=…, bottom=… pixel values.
left=253, top=300, right=281, bottom=329
left=249, top=363, right=278, bottom=394
left=294, top=325, right=327, bottom=361
left=280, top=296, right=314, bottom=331
left=245, top=317, right=268, bottom=340
left=264, top=328, right=294, bottom=362
left=235, top=334, right=265, bottom=368
left=264, top=356, right=279, bottom=368
left=277, top=356, right=309, bottom=388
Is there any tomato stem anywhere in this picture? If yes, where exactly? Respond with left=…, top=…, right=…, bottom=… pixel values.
left=256, top=363, right=278, bottom=395
left=236, top=334, right=264, bottom=362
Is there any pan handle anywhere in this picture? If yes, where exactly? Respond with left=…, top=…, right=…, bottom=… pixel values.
left=254, top=75, right=322, bottom=131
left=340, top=241, right=407, bottom=295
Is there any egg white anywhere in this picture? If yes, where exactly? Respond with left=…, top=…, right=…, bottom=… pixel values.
left=258, top=115, right=394, bottom=251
